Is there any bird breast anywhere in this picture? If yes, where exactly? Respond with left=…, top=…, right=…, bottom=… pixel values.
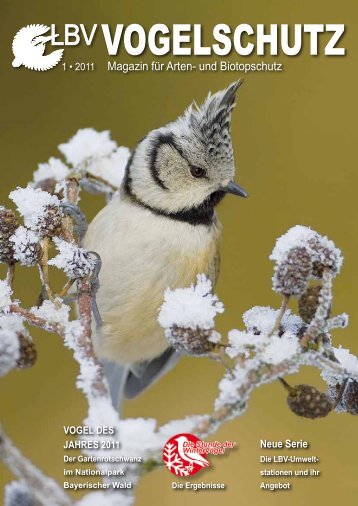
left=83, top=195, right=221, bottom=364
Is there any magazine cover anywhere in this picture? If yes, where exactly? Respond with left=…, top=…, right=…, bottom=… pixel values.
left=0, top=1, right=357, bottom=505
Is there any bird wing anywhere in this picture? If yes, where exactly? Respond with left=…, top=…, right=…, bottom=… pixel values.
left=206, top=231, right=220, bottom=286
left=124, top=347, right=181, bottom=398
left=102, top=360, right=128, bottom=415
left=207, top=248, right=221, bottom=287
left=185, top=451, right=210, bottom=466
left=103, top=347, right=181, bottom=412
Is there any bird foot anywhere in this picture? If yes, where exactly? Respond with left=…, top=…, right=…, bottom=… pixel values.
left=60, top=203, right=88, bottom=242
left=88, top=251, right=103, bottom=329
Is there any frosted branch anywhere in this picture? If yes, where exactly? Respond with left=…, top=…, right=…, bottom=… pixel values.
left=0, top=130, right=357, bottom=504
left=0, top=426, right=71, bottom=506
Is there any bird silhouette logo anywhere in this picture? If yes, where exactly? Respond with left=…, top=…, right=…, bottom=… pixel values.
left=12, top=24, right=64, bottom=71
left=163, top=433, right=210, bottom=477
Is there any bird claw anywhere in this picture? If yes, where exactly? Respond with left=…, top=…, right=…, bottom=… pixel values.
left=60, top=203, right=88, bottom=242
left=88, top=251, right=103, bottom=329
left=92, top=300, right=103, bottom=329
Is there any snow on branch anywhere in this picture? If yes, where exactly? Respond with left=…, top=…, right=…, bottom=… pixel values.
left=0, top=129, right=357, bottom=505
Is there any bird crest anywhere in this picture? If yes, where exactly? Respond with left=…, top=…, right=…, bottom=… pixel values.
left=173, top=80, right=243, bottom=165
left=12, top=24, right=64, bottom=71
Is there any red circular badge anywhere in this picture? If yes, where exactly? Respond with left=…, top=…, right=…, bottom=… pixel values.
left=162, top=433, right=211, bottom=477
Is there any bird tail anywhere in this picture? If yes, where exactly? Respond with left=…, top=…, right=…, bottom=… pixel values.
left=102, top=348, right=181, bottom=413
left=102, top=360, right=129, bottom=415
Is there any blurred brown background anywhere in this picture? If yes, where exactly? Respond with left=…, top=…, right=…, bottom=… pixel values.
left=0, top=1, right=357, bottom=505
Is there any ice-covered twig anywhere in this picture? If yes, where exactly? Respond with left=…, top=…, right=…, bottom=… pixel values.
left=154, top=348, right=358, bottom=446
left=0, top=426, right=72, bottom=506
left=268, top=294, right=289, bottom=336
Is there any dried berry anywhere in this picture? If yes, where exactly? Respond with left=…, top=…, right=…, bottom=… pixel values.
left=34, top=177, right=58, bottom=195
left=167, top=325, right=216, bottom=355
left=273, top=247, right=312, bottom=296
left=298, top=285, right=323, bottom=323
left=0, top=208, right=19, bottom=263
left=308, top=235, right=342, bottom=278
left=36, top=204, right=63, bottom=237
left=10, top=226, right=42, bottom=266
left=286, top=384, right=333, bottom=419
left=16, top=333, right=37, bottom=369
left=48, top=238, right=95, bottom=279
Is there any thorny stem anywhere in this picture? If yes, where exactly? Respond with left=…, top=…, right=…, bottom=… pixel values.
left=269, top=294, right=290, bottom=336
left=0, top=426, right=72, bottom=506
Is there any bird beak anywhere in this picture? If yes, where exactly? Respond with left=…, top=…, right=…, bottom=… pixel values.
left=223, top=180, right=248, bottom=198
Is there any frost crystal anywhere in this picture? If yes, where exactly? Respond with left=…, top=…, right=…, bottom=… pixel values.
left=9, top=187, right=63, bottom=236
left=0, top=281, right=12, bottom=312
left=116, top=418, right=162, bottom=458
left=215, top=362, right=253, bottom=409
left=243, top=306, right=302, bottom=335
left=226, top=330, right=266, bottom=358
left=31, top=299, right=70, bottom=327
left=333, top=346, right=358, bottom=375
left=87, top=147, right=131, bottom=187
left=10, top=226, right=41, bottom=266
left=4, top=480, right=39, bottom=506
left=227, top=307, right=302, bottom=362
left=48, top=238, right=95, bottom=279
left=77, top=358, right=102, bottom=397
left=159, top=416, right=207, bottom=439
left=308, top=234, right=343, bottom=276
left=30, top=298, right=82, bottom=345
left=270, top=226, right=317, bottom=263
left=270, top=225, right=343, bottom=277
left=84, top=397, right=121, bottom=432
left=33, top=157, right=70, bottom=183
left=0, top=314, right=26, bottom=335
left=258, top=333, right=299, bottom=365
left=0, top=329, right=19, bottom=376
left=58, top=128, right=117, bottom=166
left=158, top=274, right=224, bottom=330
left=30, top=298, right=83, bottom=357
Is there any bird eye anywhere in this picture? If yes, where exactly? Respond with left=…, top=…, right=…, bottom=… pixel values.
left=190, top=166, right=206, bottom=178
